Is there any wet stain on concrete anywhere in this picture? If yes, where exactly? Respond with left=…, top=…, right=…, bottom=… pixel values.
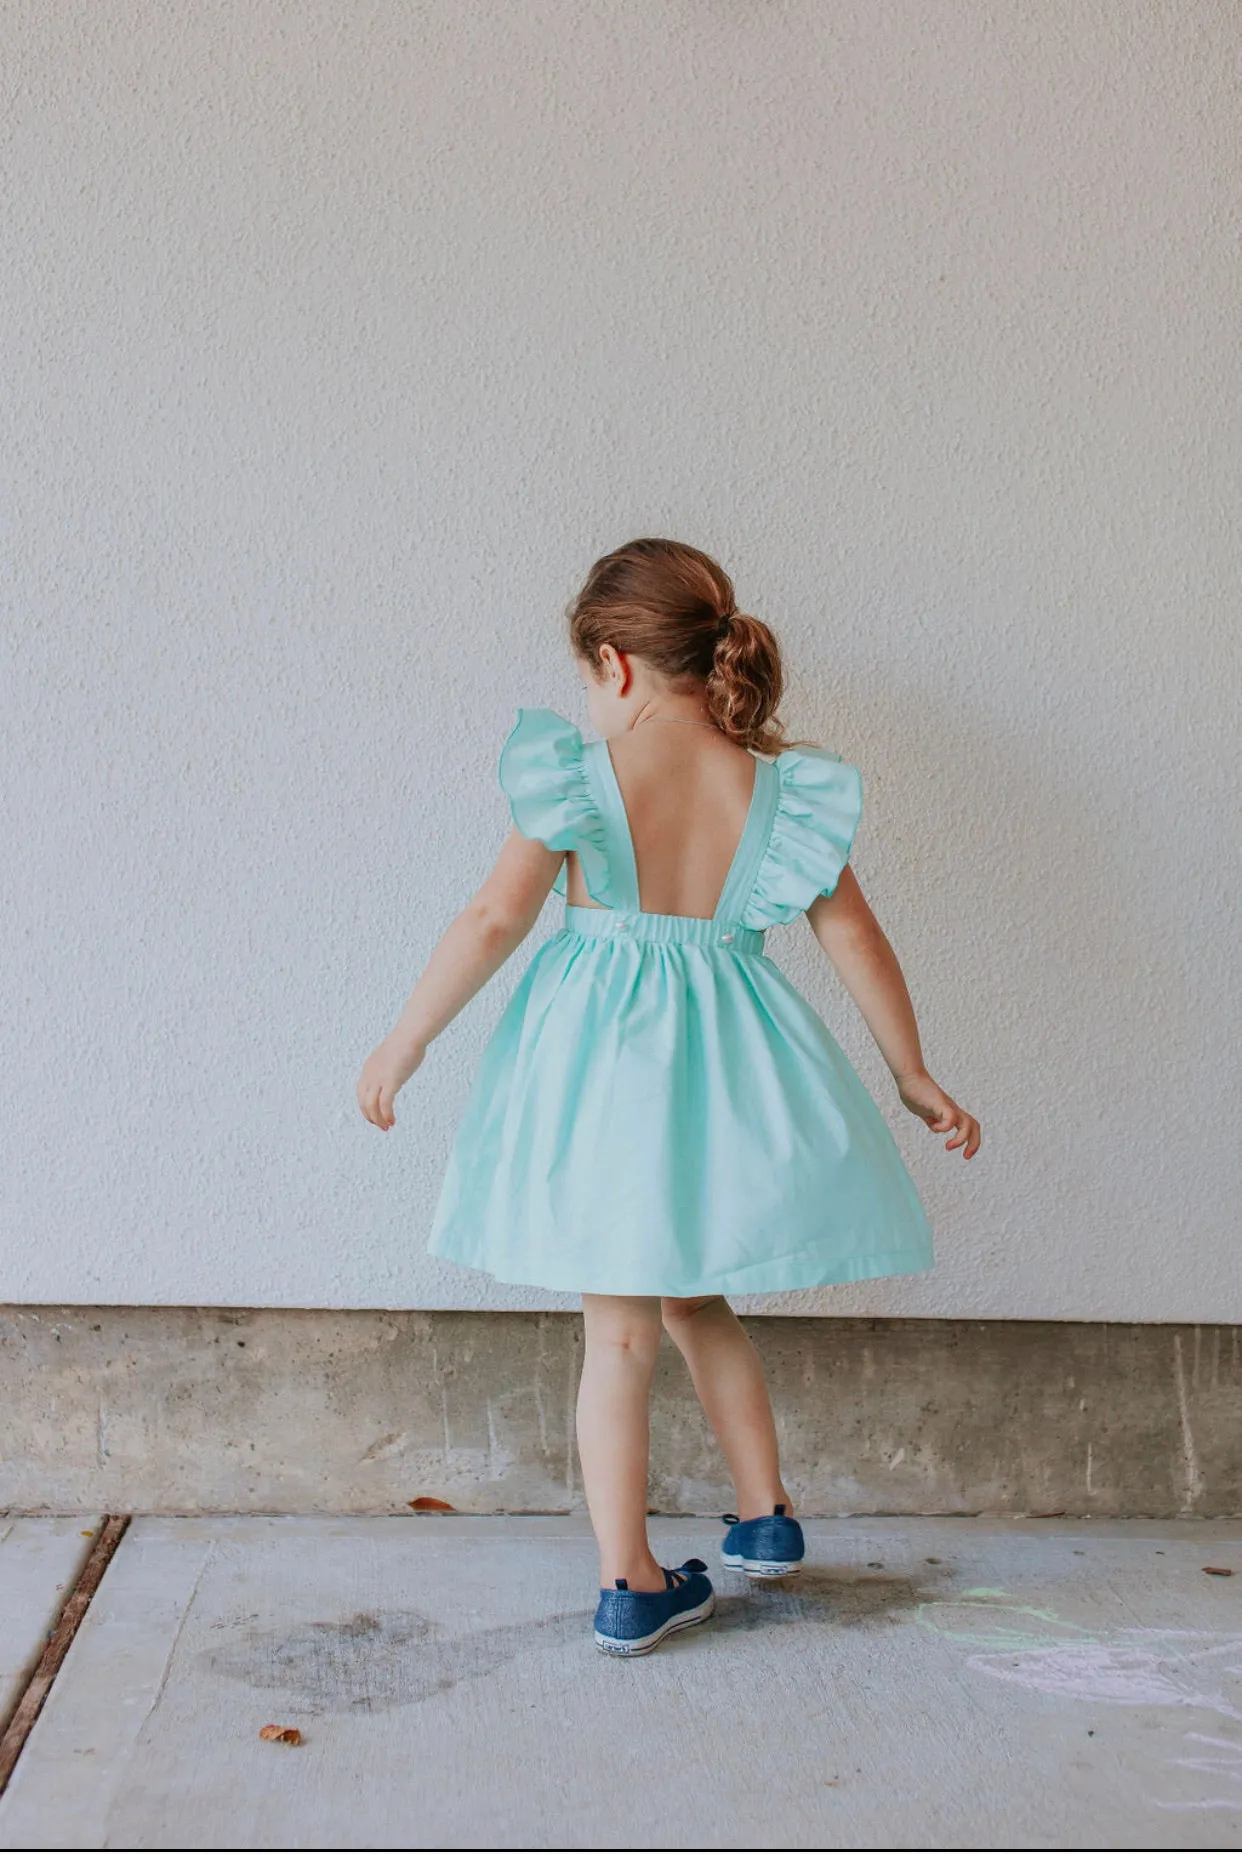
left=207, top=1606, right=587, bottom=1710
left=205, top=1568, right=947, bottom=1711
left=716, top=1567, right=949, bottom=1631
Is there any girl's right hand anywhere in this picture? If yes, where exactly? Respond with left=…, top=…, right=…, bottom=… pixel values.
left=356, top=1037, right=425, bottom=1131
left=896, top=1069, right=981, bottom=1159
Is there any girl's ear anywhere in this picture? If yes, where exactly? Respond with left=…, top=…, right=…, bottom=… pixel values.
left=597, top=642, right=631, bottom=693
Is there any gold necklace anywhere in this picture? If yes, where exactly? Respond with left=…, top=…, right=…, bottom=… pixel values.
left=635, top=714, right=720, bottom=731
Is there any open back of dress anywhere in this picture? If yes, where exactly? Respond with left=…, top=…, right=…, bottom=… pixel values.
left=569, top=726, right=760, bottom=920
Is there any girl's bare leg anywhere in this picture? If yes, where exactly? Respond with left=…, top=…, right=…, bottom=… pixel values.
left=577, top=1294, right=666, bottom=1591
left=661, top=1295, right=791, bottom=1519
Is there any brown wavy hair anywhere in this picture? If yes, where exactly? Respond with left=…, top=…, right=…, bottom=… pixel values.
left=567, top=538, right=787, bottom=755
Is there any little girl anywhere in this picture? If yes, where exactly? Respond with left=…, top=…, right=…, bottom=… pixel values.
left=358, top=538, right=980, bottom=1657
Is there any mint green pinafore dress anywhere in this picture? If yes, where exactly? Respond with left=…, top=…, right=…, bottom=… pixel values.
left=426, top=709, right=934, bottom=1296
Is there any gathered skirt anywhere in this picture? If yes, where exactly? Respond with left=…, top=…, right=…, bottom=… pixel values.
left=426, top=910, right=934, bottom=1297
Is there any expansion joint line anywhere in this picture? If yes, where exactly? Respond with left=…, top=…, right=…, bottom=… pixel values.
left=0, top=1514, right=131, bottom=1794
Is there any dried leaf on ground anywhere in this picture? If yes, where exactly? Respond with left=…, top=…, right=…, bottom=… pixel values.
left=259, top=1724, right=303, bottom=1745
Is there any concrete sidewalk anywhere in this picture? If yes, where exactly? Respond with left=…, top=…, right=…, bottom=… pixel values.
left=1, top=1516, right=1241, bottom=1850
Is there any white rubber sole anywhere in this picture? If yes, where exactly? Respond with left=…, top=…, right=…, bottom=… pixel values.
left=720, top=1550, right=804, bottom=1578
left=594, top=1591, right=716, bottom=1656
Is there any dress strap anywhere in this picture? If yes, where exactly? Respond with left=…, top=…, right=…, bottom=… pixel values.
left=582, top=739, right=641, bottom=912
left=712, top=758, right=781, bottom=924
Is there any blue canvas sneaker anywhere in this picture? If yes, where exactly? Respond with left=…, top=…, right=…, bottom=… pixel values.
left=720, top=1504, right=805, bottom=1577
left=593, top=1558, right=716, bottom=1656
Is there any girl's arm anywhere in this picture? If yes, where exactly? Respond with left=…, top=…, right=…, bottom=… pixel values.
left=805, top=867, right=981, bottom=1159
left=357, top=829, right=564, bottom=1130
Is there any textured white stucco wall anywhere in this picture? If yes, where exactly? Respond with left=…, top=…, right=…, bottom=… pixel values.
left=3, top=2, right=1237, bottom=1317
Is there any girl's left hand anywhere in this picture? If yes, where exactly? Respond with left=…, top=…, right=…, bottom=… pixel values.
left=895, top=1069, right=981, bottom=1159
left=357, top=1038, right=425, bottom=1130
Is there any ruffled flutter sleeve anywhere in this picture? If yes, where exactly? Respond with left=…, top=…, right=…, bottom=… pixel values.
left=497, top=708, right=612, bottom=904
left=742, top=746, right=863, bottom=929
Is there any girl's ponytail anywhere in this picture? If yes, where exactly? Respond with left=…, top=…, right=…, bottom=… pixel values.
left=706, top=611, right=786, bottom=756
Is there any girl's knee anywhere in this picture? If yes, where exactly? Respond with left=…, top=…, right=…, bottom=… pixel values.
left=582, top=1294, right=663, bottom=1362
